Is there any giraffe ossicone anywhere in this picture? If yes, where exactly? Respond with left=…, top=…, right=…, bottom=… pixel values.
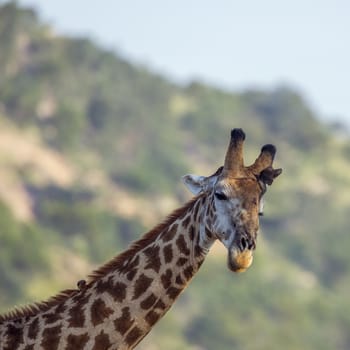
left=0, top=128, right=282, bottom=350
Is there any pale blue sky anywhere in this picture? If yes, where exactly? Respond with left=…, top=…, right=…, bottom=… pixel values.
left=14, top=0, right=350, bottom=125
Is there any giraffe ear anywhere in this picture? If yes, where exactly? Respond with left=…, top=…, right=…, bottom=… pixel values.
left=259, top=167, right=283, bottom=185
left=182, top=174, right=218, bottom=195
left=182, top=174, right=206, bottom=195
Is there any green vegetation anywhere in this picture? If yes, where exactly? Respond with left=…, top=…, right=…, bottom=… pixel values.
left=0, top=200, right=49, bottom=306
left=1, top=2, right=350, bottom=349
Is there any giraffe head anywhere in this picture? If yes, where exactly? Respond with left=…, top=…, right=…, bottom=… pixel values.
left=183, top=128, right=282, bottom=272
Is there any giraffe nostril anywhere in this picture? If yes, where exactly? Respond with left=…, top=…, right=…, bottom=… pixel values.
left=248, top=240, right=256, bottom=250
left=240, top=237, right=248, bottom=251
left=239, top=236, right=255, bottom=251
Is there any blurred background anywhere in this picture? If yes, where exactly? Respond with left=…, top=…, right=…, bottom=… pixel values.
left=0, top=1, right=350, bottom=349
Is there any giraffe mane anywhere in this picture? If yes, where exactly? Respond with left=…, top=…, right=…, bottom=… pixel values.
left=88, top=195, right=200, bottom=280
left=0, top=196, right=201, bottom=324
left=0, top=289, right=78, bottom=323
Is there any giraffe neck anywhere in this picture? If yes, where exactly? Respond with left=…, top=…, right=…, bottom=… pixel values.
left=91, top=194, right=214, bottom=348
left=0, top=195, right=216, bottom=350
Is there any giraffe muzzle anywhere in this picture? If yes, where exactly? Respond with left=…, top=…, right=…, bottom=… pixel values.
left=227, top=243, right=254, bottom=273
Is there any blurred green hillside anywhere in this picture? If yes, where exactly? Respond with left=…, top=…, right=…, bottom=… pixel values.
left=1, top=3, right=350, bottom=349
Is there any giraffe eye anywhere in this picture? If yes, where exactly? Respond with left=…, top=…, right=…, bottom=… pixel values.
left=215, top=192, right=228, bottom=201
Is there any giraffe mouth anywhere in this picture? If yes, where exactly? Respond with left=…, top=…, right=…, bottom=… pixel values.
left=227, top=246, right=253, bottom=273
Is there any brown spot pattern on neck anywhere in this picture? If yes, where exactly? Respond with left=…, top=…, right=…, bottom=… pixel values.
left=0, top=196, right=201, bottom=324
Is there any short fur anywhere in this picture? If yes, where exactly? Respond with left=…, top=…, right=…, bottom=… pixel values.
left=0, top=196, right=200, bottom=324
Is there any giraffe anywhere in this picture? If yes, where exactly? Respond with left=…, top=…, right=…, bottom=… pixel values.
left=0, top=128, right=282, bottom=350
